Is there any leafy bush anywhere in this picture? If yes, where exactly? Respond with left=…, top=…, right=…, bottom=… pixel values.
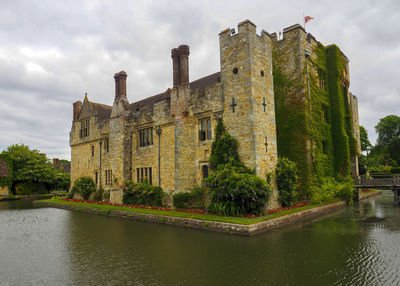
left=310, top=177, right=354, bottom=204
left=276, top=157, right=298, bottom=207
left=70, top=177, right=96, bottom=200
left=123, top=182, right=165, bottom=206
left=173, top=186, right=206, bottom=209
left=15, top=182, right=48, bottom=195
left=206, top=165, right=271, bottom=216
left=92, top=189, right=103, bottom=201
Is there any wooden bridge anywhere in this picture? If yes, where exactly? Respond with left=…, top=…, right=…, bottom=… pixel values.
left=354, top=176, right=400, bottom=205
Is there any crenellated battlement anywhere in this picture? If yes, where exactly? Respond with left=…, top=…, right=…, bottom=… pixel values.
left=219, top=19, right=272, bottom=40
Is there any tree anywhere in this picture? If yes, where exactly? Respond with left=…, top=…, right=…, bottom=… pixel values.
left=209, top=119, right=250, bottom=173
left=359, top=126, right=371, bottom=152
left=375, top=115, right=400, bottom=165
left=1, top=144, right=56, bottom=187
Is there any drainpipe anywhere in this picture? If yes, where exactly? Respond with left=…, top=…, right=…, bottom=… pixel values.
left=305, top=49, right=311, bottom=116
left=156, top=126, right=162, bottom=187
left=99, top=140, right=102, bottom=188
left=305, top=49, right=314, bottom=163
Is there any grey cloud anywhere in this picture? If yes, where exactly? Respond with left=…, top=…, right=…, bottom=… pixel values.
left=0, top=0, right=399, bottom=158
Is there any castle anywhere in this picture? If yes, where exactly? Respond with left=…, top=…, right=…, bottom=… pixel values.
left=70, top=20, right=360, bottom=206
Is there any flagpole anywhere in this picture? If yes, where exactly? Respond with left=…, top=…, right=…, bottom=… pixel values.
left=303, top=13, right=306, bottom=30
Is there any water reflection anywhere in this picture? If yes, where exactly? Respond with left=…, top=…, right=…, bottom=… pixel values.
left=1, top=192, right=400, bottom=285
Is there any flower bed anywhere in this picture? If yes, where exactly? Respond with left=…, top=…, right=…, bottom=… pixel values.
left=266, top=203, right=308, bottom=215
left=59, top=198, right=308, bottom=217
left=60, top=198, right=207, bottom=214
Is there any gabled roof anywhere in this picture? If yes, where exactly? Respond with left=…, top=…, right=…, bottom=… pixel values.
left=82, top=71, right=221, bottom=120
left=0, top=158, right=10, bottom=177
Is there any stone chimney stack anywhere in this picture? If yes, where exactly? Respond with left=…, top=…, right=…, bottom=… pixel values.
left=114, top=71, right=127, bottom=99
left=171, top=45, right=190, bottom=87
left=73, top=100, right=82, bottom=121
left=178, top=45, right=190, bottom=85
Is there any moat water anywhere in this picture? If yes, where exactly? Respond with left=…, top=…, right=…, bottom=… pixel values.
left=1, top=192, right=400, bottom=285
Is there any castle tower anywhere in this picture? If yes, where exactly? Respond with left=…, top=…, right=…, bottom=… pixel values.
left=219, top=20, right=278, bottom=204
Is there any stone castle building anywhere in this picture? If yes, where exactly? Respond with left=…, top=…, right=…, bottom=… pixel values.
left=70, top=20, right=360, bottom=205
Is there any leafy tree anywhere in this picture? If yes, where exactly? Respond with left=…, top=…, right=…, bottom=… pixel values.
left=375, top=115, right=400, bottom=165
left=359, top=126, right=372, bottom=152
left=1, top=144, right=56, bottom=188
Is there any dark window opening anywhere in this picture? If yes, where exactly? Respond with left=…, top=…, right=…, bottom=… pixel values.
left=322, top=140, right=328, bottom=155
left=139, top=127, right=153, bottom=147
left=105, top=170, right=112, bottom=185
left=260, top=70, right=264, bottom=77
left=137, top=167, right=153, bottom=185
left=95, top=172, right=98, bottom=185
left=202, top=165, right=209, bottom=179
left=232, top=67, right=238, bottom=74
left=318, top=69, right=325, bottom=90
left=104, top=137, right=109, bottom=153
left=80, top=118, right=90, bottom=138
left=199, top=118, right=212, bottom=141
left=91, top=146, right=94, bottom=157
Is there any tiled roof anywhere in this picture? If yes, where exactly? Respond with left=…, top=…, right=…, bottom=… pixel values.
left=89, top=102, right=112, bottom=121
left=92, top=72, right=221, bottom=119
left=189, top=72, right=220, bottom=91
left=0, top=158, right=10, bottom=177
left=129, top=89, right=171, bottom=111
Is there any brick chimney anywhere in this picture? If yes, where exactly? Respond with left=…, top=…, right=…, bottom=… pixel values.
left=73, top=100, right=82, bottom=121
left=114, top=71, right=127, bottom=99
left=171, top=45, right=190, bottom=87
left=53, top=158, right=60, bottom=169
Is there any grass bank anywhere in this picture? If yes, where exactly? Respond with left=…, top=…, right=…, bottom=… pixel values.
left=37, top=197, right=330, bottom=225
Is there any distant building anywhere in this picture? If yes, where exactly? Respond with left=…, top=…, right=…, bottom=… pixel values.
left=0, top=158, right=11, bottom=195
left=53, top=158, right=71, bottom=174
left=70, top=20, right=360, bottom=206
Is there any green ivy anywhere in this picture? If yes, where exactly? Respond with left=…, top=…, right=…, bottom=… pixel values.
left=273, top=42, right=357, bottom=198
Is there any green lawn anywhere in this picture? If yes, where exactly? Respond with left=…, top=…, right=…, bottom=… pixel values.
left=38, top=197, right=326, bottom=225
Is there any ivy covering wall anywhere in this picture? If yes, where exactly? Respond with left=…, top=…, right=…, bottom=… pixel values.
left=273, top=40, right=357, bottom=199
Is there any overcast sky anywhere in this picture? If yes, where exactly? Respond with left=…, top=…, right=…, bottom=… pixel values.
left=0, top=0, right=399, bottom=160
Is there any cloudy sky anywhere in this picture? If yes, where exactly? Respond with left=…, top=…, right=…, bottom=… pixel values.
left=0, top=0, right=399, bottom=159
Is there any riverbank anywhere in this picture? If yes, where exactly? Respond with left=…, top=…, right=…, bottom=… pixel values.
left=358, top=189, right=382, bottom=201
left=0, top=193, right=68, bottom=202
left=34, top=198, right=346, bottom=236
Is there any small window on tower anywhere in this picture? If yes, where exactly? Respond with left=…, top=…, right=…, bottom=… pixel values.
left=260, top=70, right=264, bottom=77
left=199, top=118, right=212, bottom=141
left=232, top=67, right=238, bottom=74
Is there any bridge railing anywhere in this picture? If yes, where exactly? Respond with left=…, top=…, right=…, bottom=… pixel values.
left=354, top=177, right=400, bottom=186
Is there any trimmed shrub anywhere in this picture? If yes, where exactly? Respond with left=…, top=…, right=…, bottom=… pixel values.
left=206, top=165, right=272, bottom=216
left=173, top=186, right=206, bottom=209
left=15, top=182, right=48, bottom=195
left=70, top=177, right=96, bottom=200
left=123, top=182, right=165, bottom=206
left=276, top=157, right=298, bottom=207
left=210, top=120, right=251, bottom=173
left=15, top=182, right=35, bottom=195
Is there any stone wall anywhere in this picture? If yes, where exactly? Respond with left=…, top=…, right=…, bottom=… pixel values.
left=0, top=186, right=8, bottom=196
